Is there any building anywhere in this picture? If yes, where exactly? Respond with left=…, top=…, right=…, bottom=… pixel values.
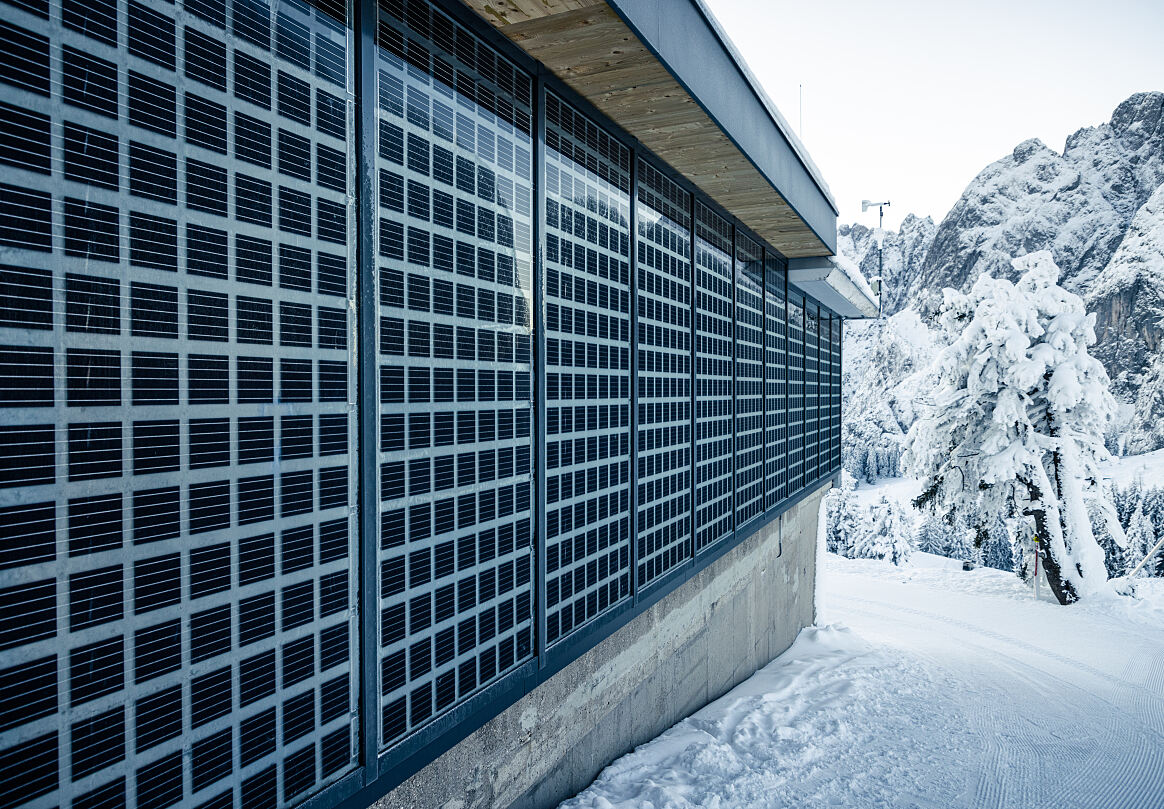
left=0, top=1, right=875, bottom=808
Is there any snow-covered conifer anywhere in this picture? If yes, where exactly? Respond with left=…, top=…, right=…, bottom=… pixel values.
left=913, top=516, right=951, bottom=556
left=1089, top=497, right=1128, bottom=578
left=903, top=252, right=1117, bottom=603
left=1113, top=479, right=1143, bottom=531
left=825, top=473, right=865, bottom=557
left=981, top=516, right=1015, bottom=572
left=854, top=495, right=912, bottom=565
left=1125, top=502, right=1159, bottom=578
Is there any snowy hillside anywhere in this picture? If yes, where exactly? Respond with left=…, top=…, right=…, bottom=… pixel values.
left=558, top=554, right=1164, bottom=809
left=840, top=92, right=1164, bottom=457
left=841, top=310, right=939, bottom=480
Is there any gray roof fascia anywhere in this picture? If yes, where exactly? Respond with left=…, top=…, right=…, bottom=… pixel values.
left=607, top=0, right=839, bottom=254
left=788, top=257, right=880, bottom=319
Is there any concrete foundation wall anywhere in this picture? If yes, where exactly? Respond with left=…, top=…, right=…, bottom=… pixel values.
left=375, top=482, right=829, bottom=809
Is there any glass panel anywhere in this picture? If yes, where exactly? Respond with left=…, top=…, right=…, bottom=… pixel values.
left=831, top=317, right=842, bottom=472
left=694, top=202, right=733, bottom=552
left=805, top=301, right=820, bottom=480
left=786, top=288, right=806, bottom=492
left=374, top=0, right=535, bottom=749
left=543, top=90, right=632, bottom=645
left=635, top=160, right=691, bottom=588
left=764, top=253, right=788, bottom=506
left=733, top=234, right=763, bottom=524
left=0, top=0, right=359, bottom=806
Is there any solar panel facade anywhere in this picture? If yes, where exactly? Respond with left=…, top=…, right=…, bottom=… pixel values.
left=634, top=160, right=691, bottom=588
left=0, top=2, right=359, bottom=808
left=733, top=234, right=764, bottom=527
left=693, top=202, right=735, bottom=554
left=0, top=1, right=845, bottom=807
left=374, top=0, right=536, bottom=746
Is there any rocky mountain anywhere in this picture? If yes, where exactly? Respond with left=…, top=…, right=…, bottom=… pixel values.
left=839, top=92, right=1164, bottom=461
left=1086, top=182, right=1164, bottom=454
left=912, top=92, right=1164, bottom=315
left=838, top=214, right=935, bottom=316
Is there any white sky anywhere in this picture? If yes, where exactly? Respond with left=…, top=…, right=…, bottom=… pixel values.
left=703, top=0, right=1164, bottom=231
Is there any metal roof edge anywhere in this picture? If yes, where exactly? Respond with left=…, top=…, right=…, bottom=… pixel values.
left=607, top=0, right=839, bottom=254
left=688, top=0, right=839, bottom=214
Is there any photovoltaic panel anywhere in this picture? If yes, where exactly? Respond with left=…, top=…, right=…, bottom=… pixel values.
left=0, top=1, right=359, bottom=808
left=635, top=160, right=692, bottom=588
left=830, top=316, right=842, bottom=473
left=786, top=288, right=805, bottom=493
left=694, top=202, right=733, bottom=553
left=374, top=0, right=536, bottom=748
left=733, top=234, right=763, bottom=525
left=763, top=253, right=788, bottom=507
left=543, top=90, right=632, bottom=644
left=805, top=300, right=820, bottom=481
left=0, top=0, right=850, bottom=795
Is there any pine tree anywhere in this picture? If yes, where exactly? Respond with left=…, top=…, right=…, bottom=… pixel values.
left=1089, top=498, right=1127, bottom=578
left=825, top=473, right=865, bottom=557
left=1125, top=503, right=1159, bottom=578
left=913, top=515, right=951, bottom=556
left=903, top=252, right=1117, bottom=604
left=853, top=495, right=912, bottom=565
left=1113, top=479, right=1143, bottom=531
left=981, top=516, right=1015, bottom=572
left=861, top=447, right=877, bottom=485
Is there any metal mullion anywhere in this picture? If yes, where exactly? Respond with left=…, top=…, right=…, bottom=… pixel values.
left=533, top=68, right=549, bottom=668
left=355, top=0, right=380, bottom=780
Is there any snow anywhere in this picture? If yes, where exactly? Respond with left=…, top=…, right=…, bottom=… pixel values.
left=558, top=551, right=1164, bottom=809
left=559, top=466, right=1164, bottom=809
left=1104, top=448, right=1164, bottom=488
left=830, top=253, right=879, bottom=308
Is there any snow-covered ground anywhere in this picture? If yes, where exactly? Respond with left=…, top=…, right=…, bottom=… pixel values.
left=1103, top=448, right=1164, bottom=489
left=559, top=548, right=1164, bottom=809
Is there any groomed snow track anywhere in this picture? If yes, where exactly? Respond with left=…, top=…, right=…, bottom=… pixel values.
left=559, top=557, right=1164, bottom=809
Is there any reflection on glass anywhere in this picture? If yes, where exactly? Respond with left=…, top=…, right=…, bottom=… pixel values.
left=787, top=288, right=806, bottom=491
left=764, top=253, right=790, bottom=506
left=635, top=160, right=692, bottom=587
left=805, top=301, right=820, bottom=479
left=734, top=234, right=764, bottom=524
left=543, top=91, right=632, bottom=645
left=694, top=203, right=734, bottom=552
left=374, top=0, right=535, bottom=748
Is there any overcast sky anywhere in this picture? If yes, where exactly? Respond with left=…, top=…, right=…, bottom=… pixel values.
left=703, top=0, right=1164, bottom=231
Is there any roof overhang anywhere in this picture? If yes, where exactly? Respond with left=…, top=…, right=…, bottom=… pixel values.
left=462, top=0, right=838, bottom=258
left=788, top=257, right=880, bottom=319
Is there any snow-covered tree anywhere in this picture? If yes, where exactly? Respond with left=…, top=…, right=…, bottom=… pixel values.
left=825, top=473, right=864, bottom=556
left=1124, top=503, right=1159, bottom=578
left=903, top=252, right=1117, bottom=604
left=913, top=515, right=951, bottom=556
left=980, top=516, right=1015, bottom=572
left=1089, top=497, right=1129, bottom=578
left=1112, top=479, right=1143, bottom=530
left=853, top=495, right=912, bottom=565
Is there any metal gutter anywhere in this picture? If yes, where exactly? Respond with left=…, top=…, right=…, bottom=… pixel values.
left=788, top=256, right=880, bottom=319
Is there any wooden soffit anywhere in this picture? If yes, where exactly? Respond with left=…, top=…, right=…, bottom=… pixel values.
left=461, top=0, right=833, bottom=258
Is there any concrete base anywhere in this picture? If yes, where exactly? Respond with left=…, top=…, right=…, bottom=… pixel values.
left=375, top=482, right=829, bottom=809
